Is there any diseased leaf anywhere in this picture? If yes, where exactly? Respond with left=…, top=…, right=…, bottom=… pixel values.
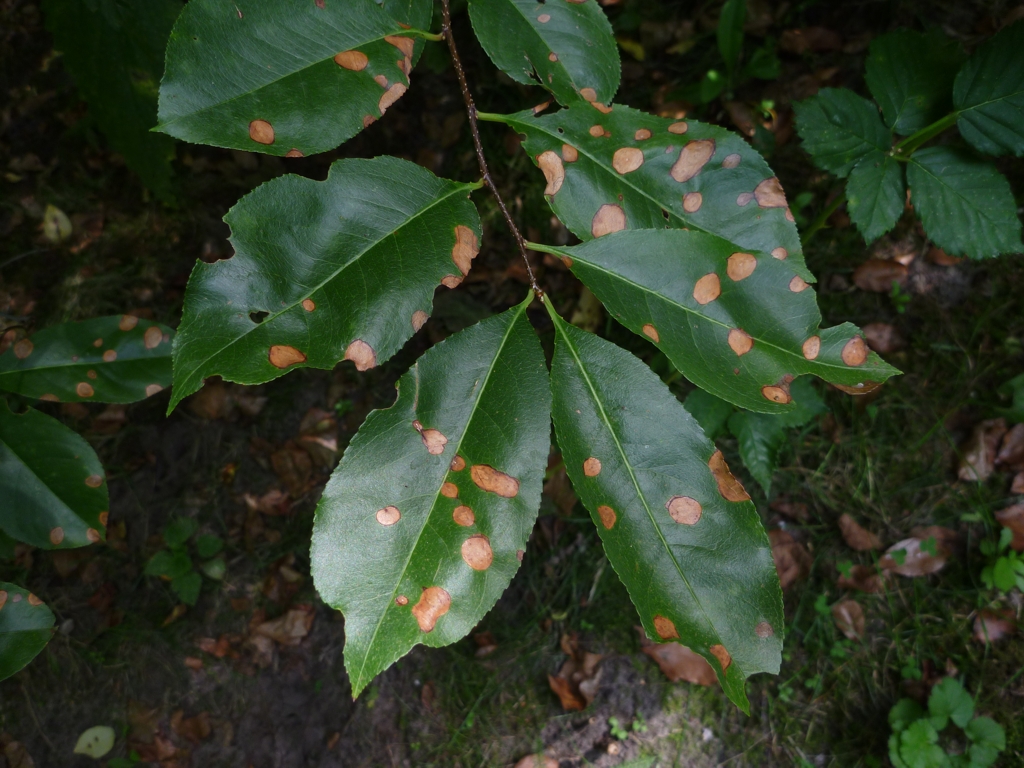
left=541, top=229, right=899, bottom=414
left=864, top=28, right=964, bottom=135
left=157, top=0, right=420, bottom=156
left=0, top=315, right=174, bottom=404
left=793, top=88, right=892, bottom=178
left=0, top=582, right=55, bottom=682
left=43, top=0, right=182, bottom=199
left=906, top=147, right=1022, bottom=259
left=545, top=305, right=782, bottom=713
left=468, top=0, right=619, bottom=107
left=846, top=151, right=906, bottom=243
left=381, top=0, right=432, bottom=66
left=954, top=21, right=1024, bottom=157
left=169, top=157, right=481, bottom=411
left=0, top=400, right=108, bottom=550
left=311, top=299, right=550, bottom=697
left=490, top=103, right=809, bottom=279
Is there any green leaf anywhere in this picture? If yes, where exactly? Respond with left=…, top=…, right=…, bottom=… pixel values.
left=928, top=677, right=974, bottom=731
left=954, top=21, right=1024, bottom=157
left=545, top=306, right=782, bottom=713
left=965, top=717, right=1005, bottom=768
left=0, top=400, right=108, bottom=550
left=541, top=229, right=899, bottom=414
left=900, top=720, right=950, bottom=768
left=200, top=557, right=226, bottom=580
left=43, top=0, right=181, bottom=200
left=157, top=0, right=419, bottom=156
left=145, top=549, right=193, bottom=580
left=890, top=698, right=927, bottom=733
left=890, top=733, right=910, bottom=768
left=793, top=88, right=892, bottom=178
left=992, top=556, right=1016, bottom=591
left=0, top=582, right=55, bottom=682
left=906, top=147, right=1022, bottom=259
left=492, top=103, right=810, bottom=278
left=683, top=389, right=734, bottom=440
left=727, top=411, right=786, bottom=496
left=717, top=0, right=746, bottom=84
left=195, top=534, right=224, bottom=559
left=311, top=298, right=550, bottom=697
left=0, top=316, right=174, bottom=404
left=467, top=0, right=619, bottom=107
left=171, top=571, right=202, bottom=606
left=864, top=28, right=965, bottom=135
left=741, top=44, right=780, bottom=82
left=163, top=518, right=198, bottom=548
left=169, top=157, right=481, bottom=411
left=846, top=150, right=906, bottom=243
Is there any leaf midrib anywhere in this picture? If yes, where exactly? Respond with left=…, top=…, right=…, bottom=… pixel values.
left=0, top=431, right=86, bottom=533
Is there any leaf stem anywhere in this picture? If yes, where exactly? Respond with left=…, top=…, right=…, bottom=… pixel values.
left=801, top=189, right=846, bottom=246
left=440, top=0, right=541, bottom=296
left=891, top=111, right=959, bottom=158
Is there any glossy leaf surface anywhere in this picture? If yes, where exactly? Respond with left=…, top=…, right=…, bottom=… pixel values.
left=546, top=308, right=782, bottom=712
left=906, top=147, right=1022, bottom=258
left=0, top=316, right=174, bottom=404
left=864, top=29, right=964, bottom=135
left=311, top=299, right=550, bottom=696
left=954, top=21, right=1024, bottom=157
left=543, top=229, right=899, bottom=413
left=170, top=157, right=481, bottom=410
left=468, top=0, right=619, bottom=107
left=382, top=0, right=432, bottom=65
left=0, top=400, right=107, bottom=550
left=43, top=0, right=182, bottom=199
left=0, top=582, right=55, bottom=682
left=793, top=88, right=891, bottom=178
left=846, top=151, right=906, bottom=242
left=157, top=0, right=419, bottom=156
left=495, top=102, right=809, bottom=279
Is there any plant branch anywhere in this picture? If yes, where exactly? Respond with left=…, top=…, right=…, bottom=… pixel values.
left=440, top=0, right=540, bottom=295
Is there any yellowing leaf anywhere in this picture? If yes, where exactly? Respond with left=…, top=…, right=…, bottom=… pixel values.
left=73, top=725, right=115, bottom=758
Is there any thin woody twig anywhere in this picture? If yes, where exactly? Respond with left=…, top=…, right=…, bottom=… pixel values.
left=440, top=0, right=541, bottom=296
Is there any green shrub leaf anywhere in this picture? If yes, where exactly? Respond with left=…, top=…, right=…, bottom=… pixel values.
left=545, top=307, right=782, bottom=713
left=539, top=229, right=899, bottom=414
left=928, top=677, right=974, bottom=730
left=899, top=720, right=949, bottom=768
left=468, top=0, right=619, bottom=107
left=169, top=157, right=481, bottom=411
left=793, top=88, right=892, bottom=178
left=906, top=147, right=1022, bottom=258
left=846, top=150, right=906, bottom=243
left=0, top=582, right=55, bottom=682
left=157, top=0, right=420, bottom=156
left=864, top=29, right=964, bottom=135
left=492, top=103, right=809, bottom=279
left=890, top=698, right=927, bottom=733
left=683, top=389, right=734, bottom=441
left=727, top=411, right=786, bottom=496
left=0, top=400, right=107, bottom=550
left=0, top=316, right=174, bottom=404
left=311, top=298, right=550, bottom=697
left=954, top=21, right=1024, bottom=157
left=43, top=0, right=182, bottom=199
left=965, top=717, right=1005, bottom=768
left=717, top=0, right=746, bottom=84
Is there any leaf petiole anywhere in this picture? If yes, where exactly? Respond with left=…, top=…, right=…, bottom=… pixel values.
left=891, top=111, right=959, bottom=158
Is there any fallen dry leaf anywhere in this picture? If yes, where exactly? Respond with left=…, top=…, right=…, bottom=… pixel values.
left=959, top=418, right=1008, bottom=481
left=243, top=488, right=291, bottom=516
left=1012, top=472, right=1024, bottom=494
left=253, top=604, right=314, bottom=646
left=831, top=599, right=865, bottom=640
left=637, top=627, right=716, bottom=686
left=547, top=633, right=603, bottom=711
left=880, top=536, right=949, bottom=577
left=862, top=322, right=905, bottom=355
left=4, top=740, right=35, bottom=768
left=127, top=700, right=161, bottom=744
left=543, top=464, right=577, bottom=516
left=779, top=26, right=842, bottom=53
left=170, top=710, right=211, bottom=744
left=162, top=603, right=188, bottom=626
left=973, top=609, right=1017, bottom=643
left=298, top=407, right=339, bottom=468
left=995, top=503, right=1024, bottom=552
left=996, top=423, right=1024, bottom=470
left=837, top=564, right=885, bottom=593
left=271, top=441, right=314, bottom=497
left=926, top=246, right=962, bottom=266
left=514, top=756, right=558, bottom=768
left=473, top=630, right=498, bottom=658
left=853, top=259, right=909, bottom=293
left=770, top=498, right=810, bottom=522
left=838, top=513, right=883, bottom=551
left=769, top=529, right=812, bottom=589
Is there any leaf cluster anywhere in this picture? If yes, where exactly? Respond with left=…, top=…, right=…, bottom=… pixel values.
left=144, top=519, right=225, bottom=606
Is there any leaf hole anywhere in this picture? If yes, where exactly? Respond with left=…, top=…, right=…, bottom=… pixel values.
left=557, top=127, right=565, bottom=134
left=249, top=311, right=270, bottom=324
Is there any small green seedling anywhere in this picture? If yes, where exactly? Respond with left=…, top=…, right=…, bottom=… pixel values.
left=980, top=527, right=1024, bottom=593
left=144, top=518, right=225, bottom=606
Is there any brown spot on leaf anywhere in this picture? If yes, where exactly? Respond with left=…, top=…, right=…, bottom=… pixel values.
left=722, top=153, right=741, bottom=168
left=379, top=83, right=407, bottom=114
left=0, top=591, right=6, bottom=611
left=13, top=339, right=33, bottom=359
left=597, top=505, right=616, bottom=529
left=789, top=276, right=810, bottom=293
left=344, top=340, right=376, bottom=371
left=87, top=369, right=98, bottom=380
left=670, top=139, right=715, bottom=183
left=102, top=349, right=117, bottom=362
left=302, top=298, right=316, bottom=312
left=471, top=464, right=519, bottom=498
left=334, top=50, right=368, bottom=70
left=85, top=474, right=103, bottom=488
left=119, top=314, right=139, bottom=331
left=683, top=192, right=703, bottom=213
left=537, top=12, right=551, bottom=22
left=785, top=208, right=795, bottom=222
left=453, top=505, right=475, bottom=526
left=537, top=150, right=565, bottom=195
left=761, top=383, right=792, bottom=404
left=516, top=549, right=524, bottom=562
left=588, top=124, right=604, bottom=137
left=440, top=482, right=459, bottom=498
left=99, top=511, right=109, bottom=526
left=755, top=621, right=774, bottom=638
left=144, top=326, right=163, bottom=349
left=384, top=35, right=414, bottom=58
left=591, top=204, right=626, bottom=237
left=285, top=149, right=304, bottom=158
left=728, top=329, right=753, bottom=356
left=395, top=595, right=408, bottom=606
left=373, top=74, right=388, bottom=88
left=841, top=336, right=868, bottom=366
left=561, top=144, right=578, bottom=162
left=583, top=457, right=602, bottom=477
left=49, top=527, right=64, bottom=545
left=441, top=275, right=463, bottom=288
left=754, top=177, right=787, bottom=208
left=249, top=120, right=275, bottom=145
left=362, top=114, right=376, bottom=128
left=642, top=324, right=660, bottom=343
left=40, top=394, right=59, bottom=402
left=269, top=345, right=307, bottom=369
left=376, top=506, right=401, bottom=526
left=666, top=496, right=701, bottom=525
left=708, top=450, right=750, bottom=501
left=461, top=535, right=493, bottom=570
left=27, top=593, right=43, bottom=606
left=635, top=128, right=652, bottom=140
left=76, top=382, right=95, bottom=398
left=411, top=586, right=451, bottom=632
left=580, top=87, right=597, bottom=101
left=667, top=121, right=688, bottom=134
left=736, top=192, right=754, bottom=206
left=452, top=224, right=479, bottom=275
left=145, top=384, right=164, bottom=397
left=709, top=644, right=732, bottom=671
left=693, top=273, right=721, bottom=304
left=86, top=528, right=101, bottom=543
left=450, top=455, right=466, bottom=472
left=548, top=52, right=558, bottom=62
left=561, top=256, right=573, bottom=268
left=411, top=310, right=429, bottom=332
left=612, top=147, right=644, bottom=174
left=771, top=247, right=788, bottom=260
left=653, top=615, right=679, bottom=639
left=802, top=336, right=821, bottom=360
left=727, top=252, right=756, bottom=281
